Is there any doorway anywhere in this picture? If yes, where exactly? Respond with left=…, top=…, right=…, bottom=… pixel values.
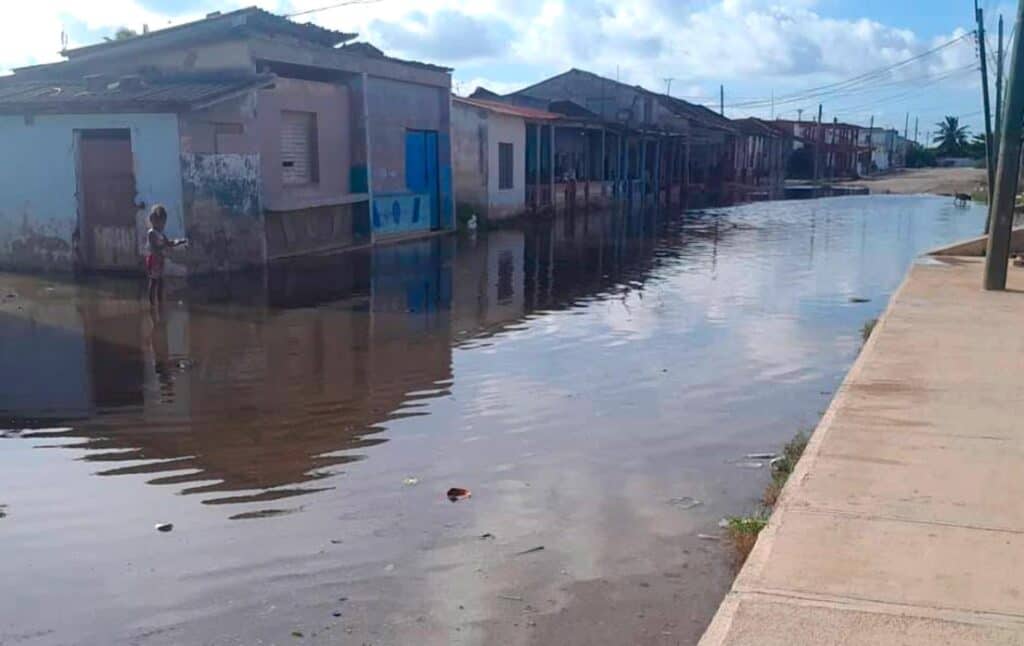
left=78, top=129, right=139, bottom=270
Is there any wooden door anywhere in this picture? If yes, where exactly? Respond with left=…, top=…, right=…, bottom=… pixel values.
left=79, top=129, right=139, bottom=270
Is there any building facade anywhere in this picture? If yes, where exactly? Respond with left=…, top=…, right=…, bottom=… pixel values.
left=0, top=8, right=454, bottom=274
left=775, top=119, right=865, bottom=180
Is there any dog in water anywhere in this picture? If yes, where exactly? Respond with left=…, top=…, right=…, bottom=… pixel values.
left=954, top=193, right=972, bottom=207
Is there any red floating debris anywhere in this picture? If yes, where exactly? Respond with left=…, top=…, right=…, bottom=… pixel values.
left=447, top=487, right=471, bottom=502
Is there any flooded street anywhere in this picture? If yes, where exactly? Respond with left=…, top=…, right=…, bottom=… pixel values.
left=1, top=195, right=986, bottom=646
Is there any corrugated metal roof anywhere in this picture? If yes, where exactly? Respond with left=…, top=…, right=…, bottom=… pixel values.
left=0, top=75, right=273, bottom=114
left=454, top=96, right=561, bottom=120
left=60, top=7, right=355, bottom=60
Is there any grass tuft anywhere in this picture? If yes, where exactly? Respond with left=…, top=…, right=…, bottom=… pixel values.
left=861, top=318, right=878, bottom=343
left=727, top=431, right=810, bottom=566
left=724, top=515, right=769, bottom=566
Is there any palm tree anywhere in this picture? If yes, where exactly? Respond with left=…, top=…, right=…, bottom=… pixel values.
left=933, top=116, right=970, bottom=156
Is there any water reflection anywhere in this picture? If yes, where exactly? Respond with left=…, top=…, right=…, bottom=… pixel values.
left=0, top=200, right=984, bottom=516
left=0, top=196, right=989, bottom=645
left=0, top=206, right=701, bottom=513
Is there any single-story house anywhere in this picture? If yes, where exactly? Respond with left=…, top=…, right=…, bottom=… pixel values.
left=0, top=7, right=454, bottom=275
left=452, top=96, right=559, bottom=222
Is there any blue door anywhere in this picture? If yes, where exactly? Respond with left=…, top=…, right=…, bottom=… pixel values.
left=405, top=130, right=440, bottom=231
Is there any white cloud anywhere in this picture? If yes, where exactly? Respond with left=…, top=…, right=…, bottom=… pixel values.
left=1, top=0, right=978, bottom=126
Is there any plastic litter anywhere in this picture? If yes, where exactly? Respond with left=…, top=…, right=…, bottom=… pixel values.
left=697, top=533, right=721, bottom=541
left=155, top=523, right=173, bottom=532
left=403, top=477, right=419, bottom=486
left=733, top=460, right=765, bottom=469
left=668, top=497, right=703, bottom=510
left=745, top=453, right=777, bottom=460
left=848, top=297, right=871, bottom=303
left=515, top=546, right=545, bottom=556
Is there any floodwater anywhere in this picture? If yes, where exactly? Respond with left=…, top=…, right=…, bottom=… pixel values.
left=0, top=196, right=986, bottom=646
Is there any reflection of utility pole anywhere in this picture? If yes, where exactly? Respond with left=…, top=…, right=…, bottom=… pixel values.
left=663, top=78, right=675, bottom=96
left=984, top=0, right=1024, bottom=290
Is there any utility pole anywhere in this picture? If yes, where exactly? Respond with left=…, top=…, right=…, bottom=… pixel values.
left=770, top=90, right=775, bottom=120
left=663, top=77, right=674, bottom=97
left=720, top=85, right=725, bottom=116
left=866, top=115, right=874, bottom=176
left=914, top=116, right=919, bottom=145
left=984, top=0, right=1024, bottom=290
left=797, top=108, right=804, bottom=122
left=996, top=14, right=1005, bottom=155
left=977, top=2, right=996, bottom=208
left=904, top=112, right=909, bottom=140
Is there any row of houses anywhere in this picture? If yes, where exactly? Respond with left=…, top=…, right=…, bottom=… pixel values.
left=0, top=7, right=907, bottom=276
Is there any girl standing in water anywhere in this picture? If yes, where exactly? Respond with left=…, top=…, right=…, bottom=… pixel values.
left=145, top=205, right=186, bottom=309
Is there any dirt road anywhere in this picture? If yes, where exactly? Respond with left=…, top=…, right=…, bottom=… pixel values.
left=844, top=167, right=986, bottom=196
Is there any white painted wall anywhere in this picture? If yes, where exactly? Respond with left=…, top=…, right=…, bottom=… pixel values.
left=0, top=113, right=183, bottom=271
left=485, top=112, right=526, bottom=220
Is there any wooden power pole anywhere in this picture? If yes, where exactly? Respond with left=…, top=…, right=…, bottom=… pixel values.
left=720, top=85, right=725, bottom=116
left=996, top=15, right=1005, bottom=152
left=978, top=3, right=996, bottom=208
left=984, top=0, right=1024, bottom=290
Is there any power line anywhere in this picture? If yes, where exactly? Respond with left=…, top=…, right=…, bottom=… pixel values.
left=725, top=33, right=974, bottom=110
left=284, top=0, right=383, bottom=19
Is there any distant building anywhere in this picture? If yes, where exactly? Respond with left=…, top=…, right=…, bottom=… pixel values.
left=476, top=69, right=742, bottom=211
left=856, top=128, right=903, bottom=175
left=731, top=118, right=790, bottom=199
left=0, top=8, right=454, bottom=274
left=775, top=119, right=865, bottom=180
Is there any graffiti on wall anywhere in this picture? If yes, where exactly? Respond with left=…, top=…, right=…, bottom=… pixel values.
left=372, top=193, right=432, bottom=236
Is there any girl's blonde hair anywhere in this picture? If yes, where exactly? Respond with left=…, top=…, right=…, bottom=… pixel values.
left=149, top=204, right=168, bottom=225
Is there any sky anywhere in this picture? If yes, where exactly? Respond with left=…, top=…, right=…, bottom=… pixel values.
left=0, top=0, right=1011, bottom=140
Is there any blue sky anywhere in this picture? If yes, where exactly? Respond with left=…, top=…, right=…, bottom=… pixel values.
left=0, top=0, right=1005, bottom=140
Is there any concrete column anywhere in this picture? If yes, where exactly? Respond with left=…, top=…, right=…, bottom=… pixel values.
left=601, top=128, right=607, bottom=197
left=549, top=124, right=555, bottom=207
left=535, top=123, right=542, bottom=209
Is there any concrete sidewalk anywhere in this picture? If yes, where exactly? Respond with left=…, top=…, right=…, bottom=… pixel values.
left=700, top=257, right=1024, bottom=646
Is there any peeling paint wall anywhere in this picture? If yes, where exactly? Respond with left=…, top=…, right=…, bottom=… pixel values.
left=180, top=153, right=266, bottom=273
left=0, top=113, right=183, bottom=272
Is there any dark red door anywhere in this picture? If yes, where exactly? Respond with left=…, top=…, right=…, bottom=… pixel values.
left=79, top=130, right=139, bottom=270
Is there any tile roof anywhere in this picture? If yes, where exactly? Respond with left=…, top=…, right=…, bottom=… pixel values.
left=0, top=75, right=274, bottom=114
left=454, top=96, right=561, bottom=120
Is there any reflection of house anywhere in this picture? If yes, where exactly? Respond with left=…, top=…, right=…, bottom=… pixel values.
left=775, top=119, right=865, bottom=180
left=451, top=230, right=526, bottom=332
left=0, top=8, right=453, bottom=274
left=0, top=237, right=457, bottom=506
left=731, top=118, right=789, bottom=200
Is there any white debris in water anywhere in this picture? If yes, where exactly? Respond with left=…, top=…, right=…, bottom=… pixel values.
left=733, top=460, right=765, bottom=469
left=668, top=497, right=703, bottom=510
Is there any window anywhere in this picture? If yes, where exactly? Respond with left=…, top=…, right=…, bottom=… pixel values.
left=498, top=142, right=514, bottom=190
left=280, top=110, right=319, bottom=185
